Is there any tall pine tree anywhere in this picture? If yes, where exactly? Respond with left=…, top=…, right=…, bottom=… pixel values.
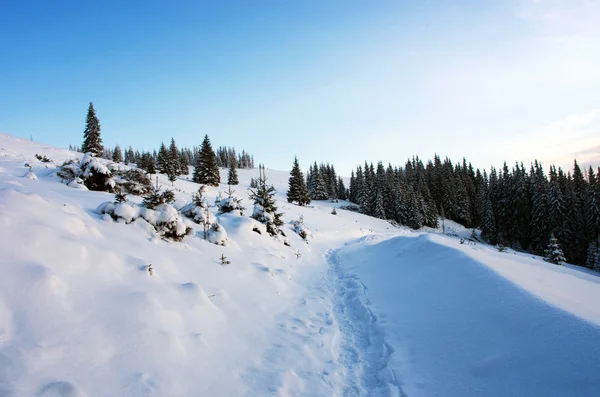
left=193, top=135, right=220, bottom=186
left=227, top=156, right=239, bottom=185
left=81, top=102, right=103, bottom=156
left=287, top=157, right=311, bottom=206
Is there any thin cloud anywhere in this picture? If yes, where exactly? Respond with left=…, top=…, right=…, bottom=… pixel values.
left=518, top=109, right=600, bottom=170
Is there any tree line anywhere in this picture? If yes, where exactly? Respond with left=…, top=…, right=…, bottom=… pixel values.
left=288, top=154, right=600, bottom=269
left=75, top=102, right=255, bottom=173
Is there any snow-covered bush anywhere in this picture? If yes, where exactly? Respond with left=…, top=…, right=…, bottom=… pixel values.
left=114, top=168, right=153, bottom=195
left=115, top=189, right=127, bottom=203
left=206, top=222, right=228, bottom=246
left=181, top=186, right=216, bottom=225
left=57, top=154, right=115, bottom=192
left=23, top=171, right=37, bottom=180
left=80, top=153, right=115, bottom=191
left=339, top=204, right=360, bottom=212
left=292, top=217, right=310, bottom=240
left=143, top=187, right=175, bottom=209
left=35, top=153, right=52, bottom=163
left=217, top=187, right=245, bottom=215
left=97, top=201, right=192, bottom=241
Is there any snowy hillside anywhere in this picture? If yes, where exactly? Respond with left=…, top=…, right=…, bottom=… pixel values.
left=1, top=133, right=600, bottom=396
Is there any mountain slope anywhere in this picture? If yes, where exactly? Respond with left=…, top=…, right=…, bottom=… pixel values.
left=1, top=133, right=599, bottom=396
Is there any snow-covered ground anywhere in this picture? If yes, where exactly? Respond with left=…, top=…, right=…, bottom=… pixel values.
left=1, top=133, right=599, bottom=396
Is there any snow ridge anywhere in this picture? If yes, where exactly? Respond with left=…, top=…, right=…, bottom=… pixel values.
left=327, top=249, right=405, bottom=397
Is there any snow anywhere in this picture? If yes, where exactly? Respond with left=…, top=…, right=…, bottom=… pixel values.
left=1, top=132, right=600, bottom=396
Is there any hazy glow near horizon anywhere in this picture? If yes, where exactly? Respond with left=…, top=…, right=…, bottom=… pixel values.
left=0, top=0, right=599, bottom=175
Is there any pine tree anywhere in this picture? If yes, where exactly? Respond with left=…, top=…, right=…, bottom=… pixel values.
left=308, top=162, right=329, bottom=200
left=227, top=156, right=239, bottom=185
left=157, top=143, right=169, bottom=174
left=586, top=240, right=599, bottom=270
left=287, top=157, right=311, bottom=206
left=112, top=145, right=123, bottom=163
left=544, top=233, right=566, bottom=265
left=249, top=166, right=284, bottom=236
left=81, top=102, right=103, bottom=156
left=337, top=177, right=347, bottom=200
left=125, top=146, right=135, bottom=165
left=168, top=138, right=181, bottom=177
left=193, top=135, right=220, bottom=186
left=179, top=154, right=189, bottom=175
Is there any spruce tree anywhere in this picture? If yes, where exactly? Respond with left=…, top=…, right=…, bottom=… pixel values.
left=586, top=240, right=599, bottom=270
left=193, top=135, right=220, bottom=186
left=227, top=156, right=239, bottom=185
left=112, top=145, right=123, bottom=163
left=287, top=157, right=310, bottom=206
left=249, top=166, right=284, bottom=236
left=81, top=102, right=103, bottom=156
left=179, top=154, right=189, bottom=175
left=168, top=138, right=181, bottom=177
left=337, top=177, right=347, bottom=200
left=308, top=162, right=329, bottom=200
left=157, top=143, right=169, bottom=174
left=544, top=233, right=566, bottom=265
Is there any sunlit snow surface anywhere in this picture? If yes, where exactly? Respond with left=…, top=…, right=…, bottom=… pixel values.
left=1, top=133, right=599, bottom=396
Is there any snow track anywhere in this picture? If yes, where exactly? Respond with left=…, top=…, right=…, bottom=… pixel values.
left=326, top=249, right=405, bottom=397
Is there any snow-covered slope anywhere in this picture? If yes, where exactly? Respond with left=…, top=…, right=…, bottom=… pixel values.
left=1, top=133, right=599, bottom=396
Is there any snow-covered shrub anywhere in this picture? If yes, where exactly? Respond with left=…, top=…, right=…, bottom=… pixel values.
left=97, top=201, right=192, bottom=241
left=80, top=153, right=115, bottom=191
left=181, top=186, right=216, bottom=225
left=35, top=153, right=52, bottom=163
left=206, top=222, right=228, bottom=245
left=192, top=185, right=207, bottom=207
left=292, top=217, right=310, bottom=240
left=57, top=160, right=79, bottom=182
left=217, top=188, right=245, bottom=215
left=57, top=154, right=115, bottom=192
left=67, top=178, right=87, bottom=190
left=142, top=187, right=175, bottom=209
left=339, top=204, right=360, bottom=212
left=114, top=168, right=153, bottom=195
left=23, top=171, right=37, bottom=180
left=115, top=189, right=127, bottom=203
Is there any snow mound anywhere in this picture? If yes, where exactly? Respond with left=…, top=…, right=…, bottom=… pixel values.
left=23, top=170, right=37, bottom=180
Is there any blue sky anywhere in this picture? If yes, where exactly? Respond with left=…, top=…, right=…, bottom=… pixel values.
left=1, top=0, right=599, bottom=175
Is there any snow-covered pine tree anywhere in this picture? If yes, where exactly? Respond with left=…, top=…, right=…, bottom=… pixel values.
left=217, top=185, right=245, bottom=215
left=287, top=157, right=311, bottom=206
left=544, top=233, right=566, bottom=265
left=308, top=162, right=329, bottom=201
left=193, top=135, right=220, bottom=186
left=249, top=165, right=284, bottom=236
left=81, top=102, right=104, bottom=156
left=227, top=156, right=239, bottom=185
left=112, top=145, right=123, bottom=163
